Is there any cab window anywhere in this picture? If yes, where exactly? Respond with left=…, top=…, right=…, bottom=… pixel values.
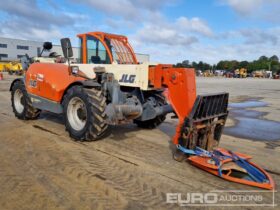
left=86, top=35, right=111, bottom=64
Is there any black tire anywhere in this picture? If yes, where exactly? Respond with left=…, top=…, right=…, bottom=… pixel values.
left=16, top=71, right=23, bottom=76
left=11, top=80, right=41, bottom=120
left=62, top=86, right=108, bottom=141
left=134, top=93, right=167, bottom=129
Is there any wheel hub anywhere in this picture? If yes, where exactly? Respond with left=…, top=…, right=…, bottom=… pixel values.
left=14, top=89, right=24, bottom=114
left=20, top=97, right=24, bottom=106
left=67, top=97, right=87, bottom=131
left=77, top=108, right=86, bottom=121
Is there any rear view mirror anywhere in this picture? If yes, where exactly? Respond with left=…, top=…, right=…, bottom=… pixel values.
left=60, top=38, right=73, bottom=59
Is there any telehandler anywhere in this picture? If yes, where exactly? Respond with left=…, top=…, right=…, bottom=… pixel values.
left=10, top=32, right=228, bottom=160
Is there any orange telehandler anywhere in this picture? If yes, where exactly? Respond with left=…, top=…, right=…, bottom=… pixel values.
left=10, top=32, right=229, bottom=160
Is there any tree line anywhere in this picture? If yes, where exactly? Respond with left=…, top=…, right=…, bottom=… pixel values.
left=176, top=55, right=280, bottom=73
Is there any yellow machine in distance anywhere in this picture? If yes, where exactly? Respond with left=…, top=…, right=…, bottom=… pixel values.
left=234, top=68, right=247, bottom=78
left=0, top=60, right=23, bottom=75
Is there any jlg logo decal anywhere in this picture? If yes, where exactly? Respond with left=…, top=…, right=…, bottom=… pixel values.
left=119, top=74, right=136, bottom=83
left=29, top=80, right=37, bottom=88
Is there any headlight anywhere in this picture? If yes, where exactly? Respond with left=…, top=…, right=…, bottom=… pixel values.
left=71, top=66, right=79, bottom=74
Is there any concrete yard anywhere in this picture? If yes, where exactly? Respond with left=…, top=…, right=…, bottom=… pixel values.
left=0, top=73, right=279, bottom=209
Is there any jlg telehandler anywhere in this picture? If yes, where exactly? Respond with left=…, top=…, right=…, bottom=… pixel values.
left=10, top=32, right=228, bottom=160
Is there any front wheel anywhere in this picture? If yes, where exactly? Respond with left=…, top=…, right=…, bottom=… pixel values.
left=62, top=86, right=108, bottom=141
left=11, top=80, right=41, bottom=120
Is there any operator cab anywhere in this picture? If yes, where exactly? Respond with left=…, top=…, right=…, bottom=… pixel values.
left=77, top=32, right=138, bottom=65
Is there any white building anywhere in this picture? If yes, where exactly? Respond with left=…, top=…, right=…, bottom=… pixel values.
left=0, top=37, right=149, bottom=63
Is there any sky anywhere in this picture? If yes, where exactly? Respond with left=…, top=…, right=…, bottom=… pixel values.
left=0, top=0, right=279, bottom=64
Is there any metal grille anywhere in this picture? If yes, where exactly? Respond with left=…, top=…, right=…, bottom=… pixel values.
left=190, top=93, right=229, bottom=121
left=110, top=39, right=135, bottom=64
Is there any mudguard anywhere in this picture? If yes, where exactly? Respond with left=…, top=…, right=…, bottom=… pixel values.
left=10, top=78, right=24, bottom=91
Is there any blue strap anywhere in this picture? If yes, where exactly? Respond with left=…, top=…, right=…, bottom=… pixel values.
left=211, top=155, right=223, bottom=176
left=194, top=147, right=212, bottom=157
left=177, top=145, right=212, bottom=156
left=229, top=151, right=267, bottom=183
left=177, top=145, right=223, bottom=176
left=177, top=145, right=197, bottom=155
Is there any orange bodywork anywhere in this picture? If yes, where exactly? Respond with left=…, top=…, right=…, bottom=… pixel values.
left=77, top=32, right=138, bottom=64
left=149, top=65, right=197, bottom=144
left=26, top=63, right=85, bottom=102
left=188, top=148, right=275, bottom=190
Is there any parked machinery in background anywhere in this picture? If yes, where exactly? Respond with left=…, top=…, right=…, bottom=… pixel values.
left=252, top=70, right=266, bottom=78
left=7, top=61, right=23, bottom=75
left=224, top=71, right=234, bottom=78
left=214, top=70, right=225, bottom=77
left=0, top=61, right=8, bottom=72
left=202, top=70, right=214, bottom=77
left=196, top=70, right=203, bottom=76
left=0, top=60, right=23, bottom=75
left=273, top=70, right=280, bottom=79
left=234, top=68, right=247, bottom=78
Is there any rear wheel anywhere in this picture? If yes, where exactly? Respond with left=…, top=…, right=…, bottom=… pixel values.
left=134, top=93, right=167, bottom=129
left=11, top=80, right=41, bottom=120
left=63, top=86, right=108, bottom=141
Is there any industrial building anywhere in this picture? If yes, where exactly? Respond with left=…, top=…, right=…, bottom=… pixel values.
left=0, top=37, right=149, bottom=63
